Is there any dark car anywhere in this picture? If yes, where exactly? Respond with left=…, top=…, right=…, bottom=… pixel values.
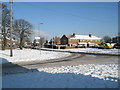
left=113, top=43, right=120, bottom=49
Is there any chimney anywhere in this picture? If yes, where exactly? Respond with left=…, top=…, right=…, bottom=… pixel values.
left=89, top=34, right=92, bottom=37
left=73, top=33, right=76, bottom=37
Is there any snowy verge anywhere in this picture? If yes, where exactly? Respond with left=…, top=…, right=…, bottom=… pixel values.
left=38, top=64, right=119, bottom=80
left=0, top=49, right=71, bottom=64
left=3, top=64, right=118, bottom=88
left=41, top=48, right=120, bottom=55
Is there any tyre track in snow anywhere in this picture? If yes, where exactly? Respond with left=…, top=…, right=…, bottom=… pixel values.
left=2, top=53, right=83, bottom=75
left=2, top=53, right=82, bottom=68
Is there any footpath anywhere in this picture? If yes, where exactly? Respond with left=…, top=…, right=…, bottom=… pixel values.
left=41, top=48, right=120, bottom=56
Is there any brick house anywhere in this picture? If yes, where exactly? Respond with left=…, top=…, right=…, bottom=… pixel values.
left=60, top=33, right=101, bottom=47
left=54, top=37, right=60, bottom=45
left=0, top=36, right=19, bottom=49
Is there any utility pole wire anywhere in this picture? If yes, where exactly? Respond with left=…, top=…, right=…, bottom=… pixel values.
left=10, top=0, right=13, bottom=57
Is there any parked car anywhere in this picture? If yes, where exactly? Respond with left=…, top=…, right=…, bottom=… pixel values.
left=24, top=45, right=31, bottom=49
left=113, top=43, right=120, bottom=49
left=98, top=43, right=113, bottom=49
left=97, top=46, right=104, bottom=49
left=89, top=45, right=99, bottom=48
left=104, top=43, right=113, bottom=49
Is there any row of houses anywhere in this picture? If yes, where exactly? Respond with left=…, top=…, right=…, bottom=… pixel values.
left=0, top=32, right=102, bottom=49
left=46, top=33, right=101, bottom=49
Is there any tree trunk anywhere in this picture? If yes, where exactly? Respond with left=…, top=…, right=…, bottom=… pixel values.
left=19, top=31, right=24, bottom=50
left=2, top=26, right=7, bottom=50
left=20, top=38, right=23, bottom=50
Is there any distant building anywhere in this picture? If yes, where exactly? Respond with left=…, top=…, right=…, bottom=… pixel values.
left=0, top=34, right=19, bottom=49
left=112, top=36, right=120, bottom=43
left=60, top=33, right=101, bottom=47
left=54, top=36, right=60, bottom=45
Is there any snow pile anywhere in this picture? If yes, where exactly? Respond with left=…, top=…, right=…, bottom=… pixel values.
left=38, top=64, right=118, bottom=81
left=0, top=49, right=71, bottom=64
left=3, top=64, right=118, bottom=88
left=43, top=48, right=119, bottom=55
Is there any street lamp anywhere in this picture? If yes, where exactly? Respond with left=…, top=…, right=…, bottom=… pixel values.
left=38, top=23, right=43, bottom=53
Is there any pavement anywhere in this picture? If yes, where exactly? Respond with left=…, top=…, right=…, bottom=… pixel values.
left=41, top=48, right=120, bottom=56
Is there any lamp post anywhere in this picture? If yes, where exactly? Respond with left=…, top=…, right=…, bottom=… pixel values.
left=10, top=0, right=13, bottom=57
left=38, top=23, right=43, bottom=53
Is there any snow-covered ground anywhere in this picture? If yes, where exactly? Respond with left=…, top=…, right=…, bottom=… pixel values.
left=0, top=49, right=71, bottom=64
left=42, top=48, right=119, bottom=55
left=3, top=64, right=118, bottom=88
left=1, top=48, right=119, bottom=88
left=1, top=48, right=119, bottom=64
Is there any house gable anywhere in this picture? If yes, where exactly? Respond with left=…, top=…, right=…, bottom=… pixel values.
left=60, top=35, right=68, bottom=45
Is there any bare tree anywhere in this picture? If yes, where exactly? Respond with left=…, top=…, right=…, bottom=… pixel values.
left=32, top=30, right=50, bottom=48
left=13, top=19, right=33, bottom=49
left=1, top=3, right=10, bottom=50
left=102, top=36, right=111, bottom=43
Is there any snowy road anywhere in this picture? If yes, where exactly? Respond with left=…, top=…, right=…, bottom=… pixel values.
left=3, top=54, right=118, bottom=74
left=28, top=54, right=118, bottom=69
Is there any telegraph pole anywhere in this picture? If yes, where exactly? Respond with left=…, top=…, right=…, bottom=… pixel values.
left=10, top=0, right=13, bottom=57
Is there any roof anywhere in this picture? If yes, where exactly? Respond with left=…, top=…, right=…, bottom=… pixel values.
left=64, top=35, right=73, bottom=38
left=64, top=34, right=101, bottom=40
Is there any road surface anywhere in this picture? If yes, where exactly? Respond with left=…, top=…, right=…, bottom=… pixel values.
left=2, top=53, right=118, bottom=75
